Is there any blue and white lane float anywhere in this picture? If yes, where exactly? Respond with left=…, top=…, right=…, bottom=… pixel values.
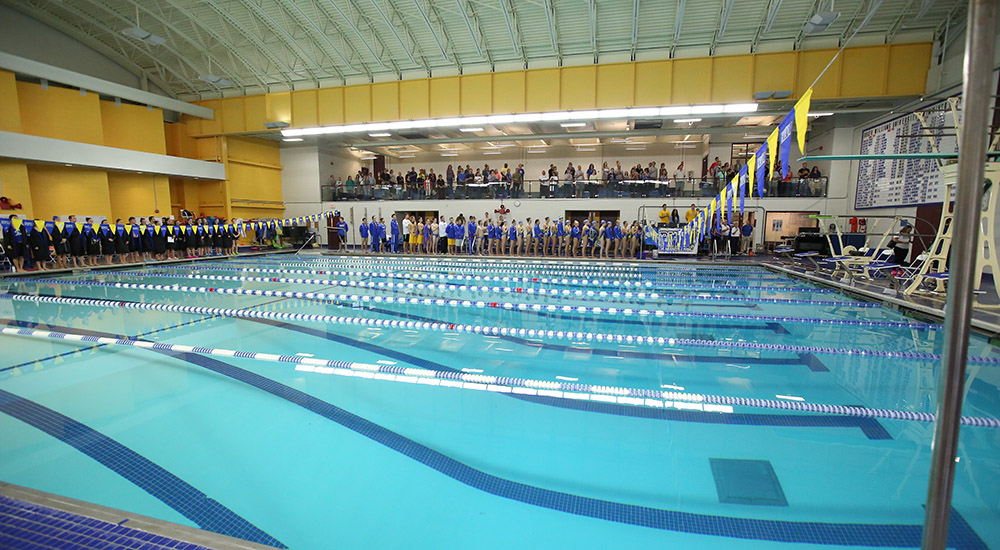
left=0, top=292, right=978, bottom=363
left=155, top=264, right=803, bottom=290
left=30, top=276, right=874, bottom=309
left=135, top=272, right=837, bottom=299
left=4, top=324, right=998, bottom=429
left=121, top=273, right=938, bottom=329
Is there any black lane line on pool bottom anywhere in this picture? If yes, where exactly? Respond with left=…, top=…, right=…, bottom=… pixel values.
left=4, top=321, right=979, bottom=548
left=0, top=387, right=287, bottom=549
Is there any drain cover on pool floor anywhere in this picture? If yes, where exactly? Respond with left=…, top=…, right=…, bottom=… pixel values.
left=709, top=458, right=788, bottom=506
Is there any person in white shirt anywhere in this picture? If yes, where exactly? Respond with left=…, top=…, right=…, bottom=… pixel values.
left=673, top=163, right=686, bottom=197
left=729, top=218, right=741, bottom=255
left=892, top=224, right=913, bottom=264
left=401, top=215, right=411, bottom=254
left=438, top=215, right=448, bottom=255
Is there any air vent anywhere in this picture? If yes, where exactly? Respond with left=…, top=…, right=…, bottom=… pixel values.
left=633, top=119, right=662, bottom=130
left=399, top=131, right=428, bottom=139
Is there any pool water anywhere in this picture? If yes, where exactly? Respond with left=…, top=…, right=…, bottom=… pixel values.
left=1, top=254, right=998, bottom=549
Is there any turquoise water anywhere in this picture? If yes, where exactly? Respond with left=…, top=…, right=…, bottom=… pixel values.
left=1, top=254, right=998, bottom=549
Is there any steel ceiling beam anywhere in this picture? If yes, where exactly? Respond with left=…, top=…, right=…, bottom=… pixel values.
left=714, top=0, right=736, bottom=52
left=499, top=0, right=526, bottom=64
left=456, top=0, right=491, bottom=65
left=885, top=0, right=919, bottom=43
left=278, top=0, right=367, bottom=79
left=915, top=0, right=937, bottom=19
left=1, top=1, right=180, bottom=97
left=368, top=0, right=422, bottom=70
left=145, top=0, right=270, bottom=90
left=412, top=0, right=450, bottom=61
left=762, top=0, right=783, bottom=35
left=323, top=0, right=395, bottom=73
left=541, top=0, right=561, bottom=61
left=202, top=0, right=297, bottom=87
left=589, top=0, right=598, bottom=59
left=236, top=0, right=325, bottom=81
left=54, top=0, right=205, bottom=94
left=673, top=0, right=685, bottom=45
left=631, top=0, right=640, bottom=59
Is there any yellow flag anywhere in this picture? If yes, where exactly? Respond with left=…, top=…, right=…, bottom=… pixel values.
left=767, top=129, right=779, bottom=179
left=794, top=88, right=813, bottom=155
left=720, top=186, right=727, bottom=219
left=747, top=153, right=757, bottom=194
left=11, top=218, right=22, bottom=230
left=54, top=221, right=64, bottom=232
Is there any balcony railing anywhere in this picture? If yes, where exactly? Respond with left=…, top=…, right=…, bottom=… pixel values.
left=321, top=177, right=828, bottom=202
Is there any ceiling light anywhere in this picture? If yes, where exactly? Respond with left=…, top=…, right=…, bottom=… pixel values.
left=803, top=11, right=840, bottom=33
left=398, top=154, right=415, bottom=158
left=64, top=163, right=73, bottom=166
left=122, top=27, right=166, bottom=46
left=628, top=107, right=661, bottom=117
left=660, top=106, right=692, bottom=116
left=691, top=104, right=725, bottom=114
left=486, top=114, right=516, bottom=124
left=560, top=122, right=587, bottom=127
left=673, top=140, right=701, bottom=144
left=441, top=153, right=458, bottom=157
left=484, top=151, right=501, bottom=155
left=743, top=134, right=769, bottom=139
left=459, top=127, right=484, bottom=132
left=368, top=132, right=391, bottom=137
left=360, top=156, right=377, bottom=160
left=282, top=138, right=303, bottom=142
left=525, top=144, right=548, bottom=148
left=539, top=111, right=572, bottom=121
left=198, top=73, right=231, bottom=87
left=511, top=113, right=542, bottom=123
left=724, top=103, right=759, bottom=113
left=808, top=112, right=834, bottom=117
left=674, top=118, right=702, bottom=123
left=674, top=144, right=698, bottom=149
left=597, top=109, right=630, bottom=118
left=576, top=147, right=596, bottom=152
left=625, top=146, right=646, bottom=151
left=526, top=149, right=547, bottom=153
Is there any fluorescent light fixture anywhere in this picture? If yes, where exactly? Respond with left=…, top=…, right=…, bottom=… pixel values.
left=525, top=144, right=548, bottom=148
left=691, top=104, right=726, bottom=114
left=511, top=113, right=543, bottom=123
left=484, top=151, right=501, bottom=155
left=609, top=137, right=633, bottom=143
left=486, top=114, right=516, bottom=124
left=628, top=107, right=661, bottom=117
left=743, top=134, right=769, bottom=139
left=674, top=118, right=702, bottom=123
left=660, top=106, right=692, bottom=116
left=625, top=146, right=646, bottom=150
left=560, top=122, right=587, bottom=127
left=360, top=156, right=377, bottom=160
left=64, top=163, right=73, bottom=166
left=398, top=154, right=415, bottom=158
left=673, top=140, right=701, bottom=144
left=368, top=132, right=391, bottom=137
left=198, top=73, right=231, bottom=87
left=122, top=27, right=166, bottom=46
left=282, top=138, right=304, bottom=142
left=674, top=144, right=698, bottom=149
left=597, top=108, right=630, bottom=118
left=540, top=111, right=572, bottom=121
left=526, top=149, right=547, bottom=153
left=576, top=147, right=596, bottom=152
left=459, top=127, right=484, bottom=132
left=724, top=103, right=759, bottom=113
left=441, top=153, right=458, bottom=157
left=808, top=112, right=834, bottom=117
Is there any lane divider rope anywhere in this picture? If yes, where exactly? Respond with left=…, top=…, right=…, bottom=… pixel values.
left=1, top=291, right=981, bottom=364
left=31, top=276, right=875, bottom=308
left=4, top=324, right=996, bottom=428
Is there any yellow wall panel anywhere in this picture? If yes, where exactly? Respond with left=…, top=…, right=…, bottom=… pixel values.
left=492, top=71, right=525, bottom=113
left=344, top=84, right=372, bottom=123
left=179, top=113, right=202, bottom=136
left=265, top=92, right=291, bottom=124
left=228, top=163, right=282, bottom=203
left=840, top=46, right=887, bottom=98
left=0, top=70, right=21, bottom=132
left=886, top=43, right=932, bottom=96
left=100, top=102, right=166, bottom=154
left=220, top=97, right=246, bottom=133
left=197, top=100, right=223, bottom=135
left=399, top=79, right=430, bottom=119
left=711, top=56, right=752, bottom=103
left=752, top=53, right=796, bottom=97
left=317, top=87, right=344, bottom=125
left=596, top=64, right=634, bottom=108
left=371, top=82, right=399, bottom=121
left=291, top=90, right=318, bottom=128
left=0, top=160, right=32, bottom=217
left=196, top=137, right=221, bottom=161
left=28, top=165, right=111, bottom=219
left=672, top=59, right=712, bottom=104
left=227, top=137, right=280, bottom=167
left=633, top=61, right=671, bottom=106
left=165, top=122, right=198, bottom=159
left=460, top=74, right=491, bottom=115
left=107, top=173, right=170, bottom=219
left=429, top=76, right=460, bottom=117
left=244, top=94, right=267, bottom=132
left=525, top=69, right=560, bottom=112
left=560, top=66, right=597, bottom=110
left=796, top=49, right=841, bottom=99
left=17, top=82, right=103, bottom=145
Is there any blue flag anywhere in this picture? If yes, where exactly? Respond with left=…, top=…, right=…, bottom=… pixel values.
left=778, top=111, right=794, bottom=179
left=756, top=147, right=767, bottom=198
left=739, top=166, right=747, bottom=215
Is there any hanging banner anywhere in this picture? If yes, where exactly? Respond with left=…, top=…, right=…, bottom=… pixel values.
left=778, top=111, right=794, bottom=179
left=794, top=89, right=813, bottom=156
left=739, top=166, right=748, bottom=215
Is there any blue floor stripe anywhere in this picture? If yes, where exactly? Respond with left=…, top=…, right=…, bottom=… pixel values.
left=0, top=388, right=286, bottom=548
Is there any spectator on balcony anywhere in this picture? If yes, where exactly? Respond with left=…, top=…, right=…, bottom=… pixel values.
left=798, top=162, right=811, bottom=179
left=673, top=162, right=686, bottom=197
left=810, top=166, right=822, bottom=178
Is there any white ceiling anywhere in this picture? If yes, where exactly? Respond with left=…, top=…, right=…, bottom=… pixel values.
left=2, top=0, right=966, bottom=100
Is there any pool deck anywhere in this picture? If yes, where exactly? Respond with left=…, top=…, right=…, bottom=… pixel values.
left=0, top=482, right=282, bottom=550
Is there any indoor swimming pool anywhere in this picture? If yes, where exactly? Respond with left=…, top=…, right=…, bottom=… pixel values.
left=1, top=253, right=998, bottom=549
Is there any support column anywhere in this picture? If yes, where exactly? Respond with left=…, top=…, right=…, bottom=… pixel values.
left=920, top=0, right=996, bottom=548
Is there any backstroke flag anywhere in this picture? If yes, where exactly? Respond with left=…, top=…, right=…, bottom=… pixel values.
left=739, top=166, right=747, bottom=215
left=778, top=111, right=794, bottom=179
left=794, top=88, right=813, bottom=156
left=755, top=145, right=768, bottom=198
